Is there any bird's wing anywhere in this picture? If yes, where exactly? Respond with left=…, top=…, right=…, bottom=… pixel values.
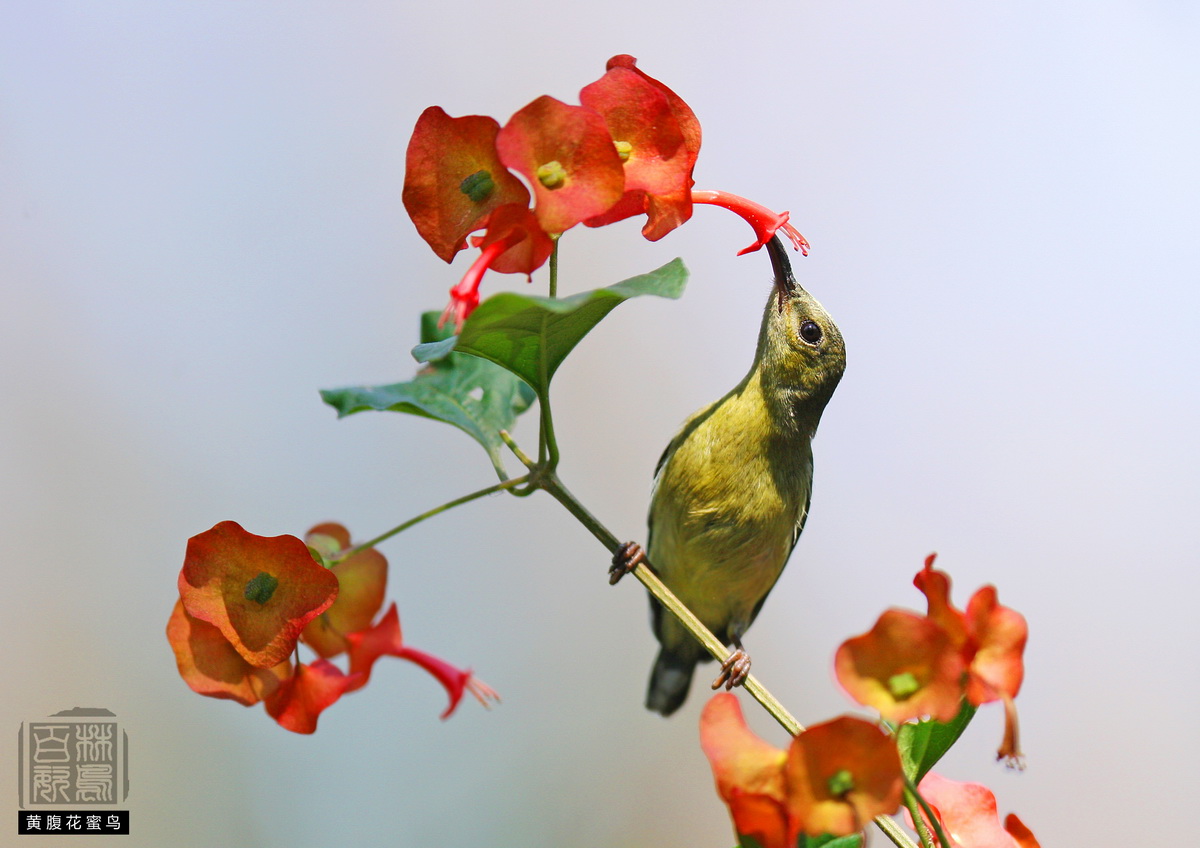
left=790, top=486, right=812, bottom=559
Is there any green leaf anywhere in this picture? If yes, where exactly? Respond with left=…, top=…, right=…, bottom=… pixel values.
left=450, top=257, right=688, bottom=399
left=320, top=311, right=536, bottom=479
left=796, top=834, right=863, bottom=848
left=896, top=700, right=977, bottom=783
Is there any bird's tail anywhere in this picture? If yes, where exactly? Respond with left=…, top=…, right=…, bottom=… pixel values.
left=645, top=648, right=698, bottom=716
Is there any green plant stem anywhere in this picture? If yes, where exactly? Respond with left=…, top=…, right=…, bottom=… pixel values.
left=877, top=812, right=922, bottom=848
left=332, top=475, right=530, bottom=564
left=904, top=778, right=951, bottom=848
left=537, top=372, right=560, bottom=470
left=901, top=786, right=935, bottom=848
left=548, top=233, right=560, bottom=298
left=538, top=236, right=562, bottom=469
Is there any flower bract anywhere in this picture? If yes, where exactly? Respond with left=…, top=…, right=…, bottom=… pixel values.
left=300, top=523, right=388, bottom=659
left=908, top=772, right=1042, bottom=848
left=834, top=609, right=967, bottom=724
left=580, top=55, right=699, bottom=240
left=166, top=599, right=291, bottom=706
left=402, top=106, right=532, bottom=263
left=263, top=659, right=363, bottom=734
left=178, top=521, right=338, bottom=668
left=700, top=693, right=903, bottom=846
left=495, top=95, right=625, bottom=235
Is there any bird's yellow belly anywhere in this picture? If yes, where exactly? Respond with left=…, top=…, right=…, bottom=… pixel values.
left=650, top=501, right=798, bottom=639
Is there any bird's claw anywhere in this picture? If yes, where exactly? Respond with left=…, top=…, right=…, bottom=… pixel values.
left=610, top=541, right=646, bottom=585
left=711, top=648, right=751, bottom=691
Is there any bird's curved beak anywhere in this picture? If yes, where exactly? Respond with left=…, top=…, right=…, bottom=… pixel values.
left=766, top=234, right=799, bottom=311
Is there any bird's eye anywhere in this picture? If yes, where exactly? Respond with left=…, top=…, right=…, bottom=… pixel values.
left=799, top=320, right=823, bottom=344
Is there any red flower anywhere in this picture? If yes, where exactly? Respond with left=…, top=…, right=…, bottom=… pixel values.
left=495, top=95, right=626, bottom=236
left=580, top=55, right=700, bottom=240
left=347, top=602, right=499, bottom=718
left=402, top=106, right=532, bottom=263
left=177, top=521, right=338, bottom=668
left=691, top=189, right=809, bottom=256
left=907, top=772, right=1041, bottom=848
left=700, top=694, right=903, bottom=845
left=439, top=203, right=555, bottom=331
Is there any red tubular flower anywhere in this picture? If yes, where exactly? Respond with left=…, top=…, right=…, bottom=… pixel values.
left=346, top=602, right=499, bottom=718
left=300, top=523, right=388, bottom=659
left=495, top=95, right=626, bottom=235
left=263, top=659, right=363, bottom=734
left=834, top=609, right=967, bottom=724
left=177, top=521, right=339, bottom=669
left=580, top=55, right=700, bottom=240
left=438, top=203, right=555, bottom=330
left=691, top=190, right=809, bottom=256
left=402, top=106, right=532, bottom=262
left=907, top=772, right=1042, bottom=848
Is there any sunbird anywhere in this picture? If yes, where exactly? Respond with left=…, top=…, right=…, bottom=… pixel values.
left=612, top=234, right=846, bottom=715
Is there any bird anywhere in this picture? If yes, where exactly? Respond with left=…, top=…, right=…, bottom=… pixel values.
left=611, top=233, right=846, bottom=716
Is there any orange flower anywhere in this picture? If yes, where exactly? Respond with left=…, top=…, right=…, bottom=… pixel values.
left=699, top=693, right=791, bottom=847
left=908, top=772, right=1041, bottom=848
left=838, top=555, right=1029, bottom=765
left=700, top=694, right=903, bottom=845
left=834, top=609, right=967, bottom=724
left=786, top=716, right=905, bottom=838
left=403, top=56, right=816, bottom=329
left=166, top=599, right=291, bottom=706
left=177, top=521, right=338, bottom=668
left=915, top=556, right=1029, bottom=764
left=300, top=523, right=388, bottom=659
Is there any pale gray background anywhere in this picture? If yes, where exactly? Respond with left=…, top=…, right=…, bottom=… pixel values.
left=3, top=2, right=1197, bottom=845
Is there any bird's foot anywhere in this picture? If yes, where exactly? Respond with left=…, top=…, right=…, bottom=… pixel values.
left=711, top=648, right=751, bottom=691
left=610, top=541, right=646, bottom=585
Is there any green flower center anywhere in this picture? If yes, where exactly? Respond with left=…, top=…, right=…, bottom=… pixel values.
left=535, top=160, right=568, bottom=189
left=243, top=572, right=279, bottom=605
left=459, top=169, right=495, bottom=203
left=887, top=672, right=921, bottom=700
left=613, top=140, right=633, bottom=161
left=827, top=769, right=856, bottom=797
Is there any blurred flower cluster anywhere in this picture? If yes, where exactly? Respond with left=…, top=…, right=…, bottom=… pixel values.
left=167, top=521, right=496, bottom=734
left=836, top=554, right=1028, bottom=765
left=700, top=557, right=1036, bottom=847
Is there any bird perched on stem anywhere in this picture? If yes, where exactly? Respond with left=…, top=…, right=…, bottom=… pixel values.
left=612, top=234, right=846, bottom=716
